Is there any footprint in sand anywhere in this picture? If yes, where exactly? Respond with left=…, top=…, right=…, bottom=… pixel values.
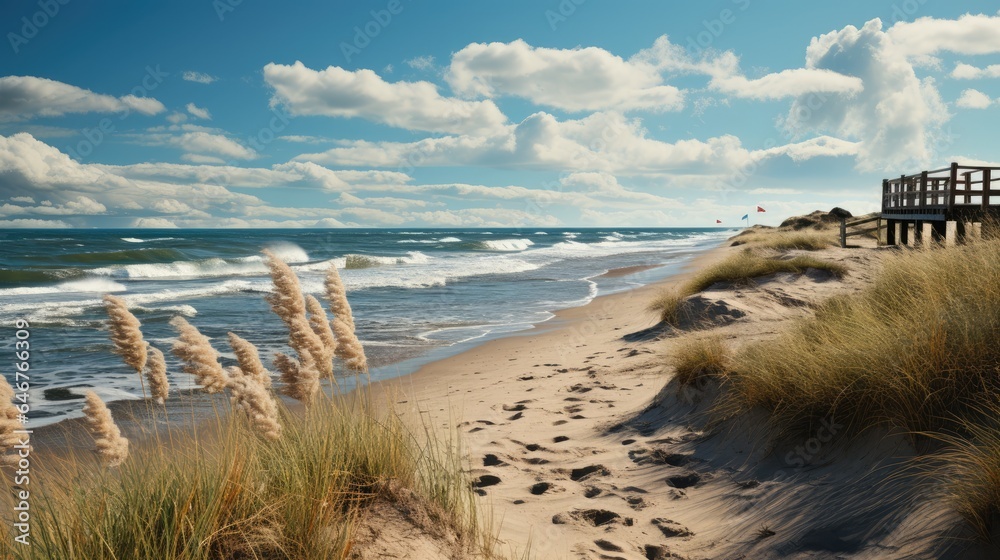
left=553, top=435, right=570, bottom=443
left=664, top=472, right=702, bottom=489
left=551, top=509, right=631, bottom=527
left=473, top=475, right=502, bottom=489
left=502, top=403, right=527, bottom=412
left=483, top=454, right=507, bottom=467
left=570, top=465, right=610, bottom=482
left=651, top=518, right=694, bottom=538
left=529, top=482, right=556, bottom=495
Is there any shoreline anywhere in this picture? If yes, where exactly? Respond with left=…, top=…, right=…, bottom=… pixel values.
left=30, top=242, right=730, bottom=451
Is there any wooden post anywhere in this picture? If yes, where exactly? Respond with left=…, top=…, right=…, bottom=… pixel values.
left=919, top=171, right=928, bottom=208
left=839, top=218, right=847, bottom=248
left=915, top=220, right=924, bottom=245
left=882, top=179, right=889, bottom=212
left=982, top=168, right=992, bottom=210
left=956, top=220, right=967, bottom=244
left=901, top=175, right=907, bottom=207
left=948, top=162, right=958, bottom=215
left=886, top=219, right=896, bottom=245
left=932, top=221, right=946, bottom=245
left=963, top=171, right=973, bottom=204
left=900, top=221, right=909, bottom=245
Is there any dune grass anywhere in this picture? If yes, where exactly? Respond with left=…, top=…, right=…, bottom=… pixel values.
left=730, top=230, right=836, bottom=251
left=648, top=249, right=846, bottom=325
left=0, top=392, right=484, bottom=559
left=716, top=239, right=1000, bottom=437
left=671, top=336, right=730, bottom=388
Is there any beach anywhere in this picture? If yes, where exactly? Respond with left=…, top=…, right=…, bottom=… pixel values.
left=368, top=226, right=993, bottom=559
left=9, top=220, right=1000, bottom=559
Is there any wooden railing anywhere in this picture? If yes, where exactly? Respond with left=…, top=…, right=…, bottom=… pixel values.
left=839, top=215, right=881, bottom=248
left=882, top=163, right=1000, bottom=216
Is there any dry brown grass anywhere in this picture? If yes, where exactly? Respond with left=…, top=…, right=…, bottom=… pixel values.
left=731, top=230, right=836, bottom=251
left=671, top=336, right=730, bottom=387
left=648, top=249, right=846, bottom=325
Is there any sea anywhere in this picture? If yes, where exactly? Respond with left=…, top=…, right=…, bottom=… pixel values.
left=0, top=227, right=733, bottom=426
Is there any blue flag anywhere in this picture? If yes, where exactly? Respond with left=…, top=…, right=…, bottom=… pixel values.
left=741, top=214, right=749, bottom=220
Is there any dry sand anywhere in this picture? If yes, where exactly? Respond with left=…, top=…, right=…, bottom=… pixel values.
left=373, top=238, right=993, bottom=560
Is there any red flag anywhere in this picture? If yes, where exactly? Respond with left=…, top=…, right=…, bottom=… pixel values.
left=716, top=219, right=722, bottom=224
left=757, top=206, right=766, bottom=213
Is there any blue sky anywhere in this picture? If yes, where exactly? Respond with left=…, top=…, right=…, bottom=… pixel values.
left=2, top=0, right=1000, bottom=228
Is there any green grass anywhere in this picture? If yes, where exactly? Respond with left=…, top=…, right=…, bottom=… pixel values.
left=1, top=393, right=489, bottom=559
left=648, top=250, right=846, bottom=325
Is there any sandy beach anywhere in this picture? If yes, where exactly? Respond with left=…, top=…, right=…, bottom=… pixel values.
left=368, top=230, right=994, bottom=559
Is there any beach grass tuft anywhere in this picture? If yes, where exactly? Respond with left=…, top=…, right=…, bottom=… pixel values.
left=730, top=230, right=837, bottom=251
left=648, top=249, right=846, bottom=326
left=671, top=336, right=730, bottom=387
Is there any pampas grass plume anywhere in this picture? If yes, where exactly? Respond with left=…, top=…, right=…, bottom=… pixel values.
left=332, top=317, right=367, bottom=372
left=145, top=346, right=169, bottom=405
left=273, top=352, right=319, bottom=403
left=226, top=367, right=282, bottom=441
left=103, top=294, right=148, bottom=374
left=0, top=375, right=22, bottom=465
left=305, top=295, right=336, bottom=378
left=228, top=332, right=272, bottom=389
left=169, top=316, right=229, bottom=393
left=324, top=263, right=355, bottom=330
left=82, top=391, right=129, bottom=468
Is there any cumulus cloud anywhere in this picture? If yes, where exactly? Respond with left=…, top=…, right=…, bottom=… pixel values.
left=956, top=88, right=994, bottom=109
left=951, top=62, right=1000, bottom=79
left=0, top=218, right=70, bottom=228
left=137, top=127, right=257, bottom=161
left=186, top=103, right=211, bottom=120
left=446, top=39, right=684, bottom=112
left=888, top=13, right=1000, bottom=58
left=782, top=19, right=949, bottom=171
left=182, top=71, right=217, bottom=84
left=263, top=61, right=508, bottom=135
left=132, top=217, right=179, bottom=228
left=635, top=36, right=863, bottom=100
left=0, top=76, right=166, bottom=121
left=294, top=110, right=841, bottom=175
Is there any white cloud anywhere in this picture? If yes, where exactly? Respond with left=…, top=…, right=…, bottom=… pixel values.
left=295, top=110, right=841, bottom=176
left=182, top=71, right=217, bottom=84
left=951, top=62, right=1000, bottom=79
left=782, top=19, right=949, bottom=171
left=132, top=217, right=179, bottom=228
left=10, top=196, right=34, bottom=203
left=263, top=61, right=508, bottom=135
left=752, top=136, right=859, bottom=161
left=405, top=55, right=436, bottom=71
left=138, top=129, right=257, bottom=161
left=709, top=68, right=864, bottom=100
left=888, top=13, right=1000, bottom=58
left=635, top=36, right=863, bottom=100
left=956, top=88, right=994, bottom=109
left=0, top=218, right=70, bottom=228
left=166, top=112, right=188, bottom=124
left=186, top=103, right=212, bottom=120
left=180, top=154, right=227, bottom=165
left=447, top=39, right=684, bottom=112
left=0, top=76, right=166, bottom=121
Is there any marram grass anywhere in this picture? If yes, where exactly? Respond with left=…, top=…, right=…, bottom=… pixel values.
left=0, top=391, right=486, bottom=559
left=648, top=248, right=846, bottom=325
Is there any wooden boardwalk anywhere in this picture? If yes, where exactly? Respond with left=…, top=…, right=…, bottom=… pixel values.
left=880, top=162, right=1000, bottom=246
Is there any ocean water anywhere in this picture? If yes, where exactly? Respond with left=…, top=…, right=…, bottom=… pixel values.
left=0, top=228, right=733, bottom=426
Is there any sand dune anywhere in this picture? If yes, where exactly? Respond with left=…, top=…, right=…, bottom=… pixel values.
left=376, top=240, right=996, bottom=559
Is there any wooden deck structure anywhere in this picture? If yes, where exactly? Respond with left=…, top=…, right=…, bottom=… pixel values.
left=880, top=162, right=1000, bottom=246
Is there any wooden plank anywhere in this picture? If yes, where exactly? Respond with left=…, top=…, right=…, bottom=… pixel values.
left=845, top=225, right=881, bottom=237
left=845, top=215, right=880, bottom=228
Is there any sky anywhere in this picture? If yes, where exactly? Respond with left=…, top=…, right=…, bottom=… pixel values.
left=2, top=0, right=1000, bottom=228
